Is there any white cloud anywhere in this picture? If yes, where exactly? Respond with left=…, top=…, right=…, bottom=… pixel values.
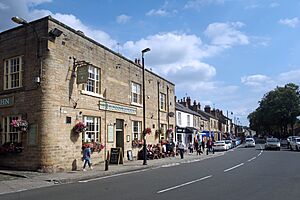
left=270, top=2, right=279, bottom=8
left=241, top=74, right=275, bottom=91
left=116, top=14, right=131, bottom=24
left=245, top=4, right=260, bottom=10
left=204, top=22, right=249, bottom=47
left=278, top=69, right=300, bottom=83
left=146, top=9, right=168, bottom=17
left=0, top=2, right=9, bottom=10
left=278, top=17, right=299, bottom=28
left=184, top=0, right=225, bottom=9
left=25, top=0, right=52, bottom=6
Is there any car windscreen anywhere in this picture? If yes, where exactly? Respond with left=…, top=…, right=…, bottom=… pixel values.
left=267, top=138, right=279, bottom=142
left=246, top=139, right=254, bottom=142
left=296, top=138, right=300, bottom=142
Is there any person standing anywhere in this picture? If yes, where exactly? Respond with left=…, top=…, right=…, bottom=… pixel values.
left=82, top=144, right=93, bottom=171
left=201, top=139, right=205, bottom=152
left=178, top=141, right=185, bottom=159
left=206, top=138, right=212, bottom=155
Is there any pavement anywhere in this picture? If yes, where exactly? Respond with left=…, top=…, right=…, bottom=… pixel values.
left=0, top=150, right=223, bottom=195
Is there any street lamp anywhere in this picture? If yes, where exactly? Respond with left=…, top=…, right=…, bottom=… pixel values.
left=12, top=16, right=29, bottom=25
left=142, top=47, right=150, bottom=165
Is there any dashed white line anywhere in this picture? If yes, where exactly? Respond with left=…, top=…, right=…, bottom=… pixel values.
left=157, top=175, right=212, bottom=194
left=162, top=163, right=180, bottom=168
left=78, top=168, right=149, bottom=183
left=247, top=157, right=256, bottom=162
left=224, top=163, right=244, bottom=172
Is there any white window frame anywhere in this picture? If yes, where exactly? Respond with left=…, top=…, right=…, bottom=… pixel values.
left=131, top=82, right=141, bottom=104
left=132, top=121, right=142, bottom=140
left=178, top=112, right=182, bottom=126
left=160, top=124, right=167, bottom=140
left=82, top=116, right=100, bottom=143
left=160, top=93, right=166, bottom=111
left=187, top=115, right=191, bottom=126
left=84, top=65, right=100, bottom=94
left=4, top=56, right=23, bottom=90
left=1, top=115, right=21, bottom=144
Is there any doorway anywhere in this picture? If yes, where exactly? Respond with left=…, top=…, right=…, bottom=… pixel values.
left=115, top=119, right=124, bottom=153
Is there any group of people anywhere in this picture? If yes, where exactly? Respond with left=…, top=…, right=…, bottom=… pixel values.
left=178, top=137, right=215, bottom=159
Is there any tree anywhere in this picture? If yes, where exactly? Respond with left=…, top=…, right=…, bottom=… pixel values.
left=248, top=83, right=300, bottom=137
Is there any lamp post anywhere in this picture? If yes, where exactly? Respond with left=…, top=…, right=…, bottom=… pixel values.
left=142, top=47, right=150, bottom=165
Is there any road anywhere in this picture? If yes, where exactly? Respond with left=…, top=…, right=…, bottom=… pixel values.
left=2, top=145, right=300, bottom=200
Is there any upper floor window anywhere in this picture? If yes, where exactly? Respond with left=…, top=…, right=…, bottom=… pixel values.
left=187, top=115, right=191, bottom=126
left=160, top=93, right=166, bottom=110
left=85, top=65, right=100, bottom=94
left=178, top=112, right=182, bottom=126
left=131, top=82, right=141, bottom=104
left=4, top=56, right=23, bottom=90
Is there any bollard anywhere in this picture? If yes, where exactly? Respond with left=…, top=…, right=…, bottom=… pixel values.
left=105, top=151, right=109, bottom=171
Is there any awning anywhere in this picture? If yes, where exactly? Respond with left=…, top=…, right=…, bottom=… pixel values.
left=176, top=126, right=195, bottom=134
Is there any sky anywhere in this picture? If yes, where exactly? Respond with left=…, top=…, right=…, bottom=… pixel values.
left=1, top=0, right=300, bottom=126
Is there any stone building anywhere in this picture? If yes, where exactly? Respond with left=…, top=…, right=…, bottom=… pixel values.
left=0, top=16, right=175, bottom=172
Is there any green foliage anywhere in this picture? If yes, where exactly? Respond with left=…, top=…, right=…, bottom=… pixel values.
left=248, top=83, right=300, bottom=137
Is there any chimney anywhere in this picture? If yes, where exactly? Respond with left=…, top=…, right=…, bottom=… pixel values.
left=204, top=105, right=211, bottom=113
left=134, top=58, right=138, bottom=64
left=197, top=102, right=201, bottom=110
left=187, top=97, right=191, bottom=107
left=137, top=59, right=141, bottom=65
left=192, top=100, right=198, bottom=112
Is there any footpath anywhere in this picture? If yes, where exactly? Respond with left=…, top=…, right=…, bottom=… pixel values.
left=0, top=151, right=224, bottom=195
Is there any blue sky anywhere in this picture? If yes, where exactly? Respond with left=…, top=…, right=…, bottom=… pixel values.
left=1, top=0, right=300, bottom=126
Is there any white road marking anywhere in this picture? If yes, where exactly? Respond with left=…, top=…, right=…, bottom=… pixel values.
left=224, top=163, right=244, bottom=172
left=162, top=163, right=180, bottom=168
left=247, top=157, right=256, bottom=162
left=157, top=175, right=212, bottom=194
left=0, top=189, right=28, bottom=196
left=78, top=168, right=149, bottom=183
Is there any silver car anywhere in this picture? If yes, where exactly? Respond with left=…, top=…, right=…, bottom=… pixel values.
left=265, top=138, right=280, bottom=150
left=290, top=137, right=300, bottom=151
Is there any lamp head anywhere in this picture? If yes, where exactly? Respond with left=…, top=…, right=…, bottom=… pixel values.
left=11, top=16, right=28, bottom=25
left=142, top=48, right=151, bottom=53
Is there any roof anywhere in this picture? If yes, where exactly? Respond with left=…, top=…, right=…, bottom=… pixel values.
left=1, top=16, right=175, bottom=86
left=175, top=102, right=208, bottom=121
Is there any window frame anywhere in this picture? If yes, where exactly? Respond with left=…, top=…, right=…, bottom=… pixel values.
left=178, top=112, right=182, bottom=126
left=4, top=56, right=23, bottom=90
left=159, top=93, right=166, bottom=111
left=131, top=82, right=141, bottom=104
left=132, top=121, right=142, bottom=140
left=84, top=65, right=100, bottom=94
left=82, top=116, right=101, bottom=143
left=1, top=115, right=22, bottom=144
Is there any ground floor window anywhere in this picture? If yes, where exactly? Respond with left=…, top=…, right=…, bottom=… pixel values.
left=160, top=123, right=167, bottom=141
left=1, top=115, right=21, bottom=144
left=82, top=116, right=100, bottom=143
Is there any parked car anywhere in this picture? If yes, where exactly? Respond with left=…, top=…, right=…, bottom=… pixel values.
left=245, top=138, right=255, bottom=148
left=213, top=141, right=228, bottom=151
left=225, top=140, right=233, bottom=149
left=265, top=138, right=280, bottom=150
left=290, top=137, right=300, bottom=151
left=287, top=136, right=298, bottom=149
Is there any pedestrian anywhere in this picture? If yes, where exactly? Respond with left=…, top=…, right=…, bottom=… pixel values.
left=201, top=139, right=205, bottom=152
left=194, top=140, right=200, bottom=155
left=82, top=144, right=93, bottom=171
left=188, top=142, right=193, bottom=154
left=178, top=141, right=185, bottom=159
left=206, top=138, right=212, bottom=155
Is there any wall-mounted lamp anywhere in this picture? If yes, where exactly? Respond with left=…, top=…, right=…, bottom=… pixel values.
left=11, top=16, right=28, bottom=25
left=49, top=28, right=63, bottom=40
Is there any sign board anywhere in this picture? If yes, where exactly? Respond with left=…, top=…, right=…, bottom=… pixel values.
left=28, top=124, right=37, bottom=145
left=0, top=96, right=14, bottom=108
left=76, top=65, right=89, bottom=84
left=110, top=147, right=123, bottom=164
left=107, top=125, right=114, bottom=143
left=99, top=101, right=137, bottom=115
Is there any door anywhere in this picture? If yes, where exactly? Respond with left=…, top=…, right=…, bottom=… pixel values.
left=116, top=119, right=124, bottom=153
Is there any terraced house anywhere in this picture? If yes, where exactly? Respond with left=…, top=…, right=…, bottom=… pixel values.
left=0, top=16, right=175, bottom=172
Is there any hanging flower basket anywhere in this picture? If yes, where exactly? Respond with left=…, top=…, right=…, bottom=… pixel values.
left=10, top=119, right=28, bottom=132
left=155, top=129, right=162, bottom=137
left=145, top=128, right=152, bottom=135
left=132, top=139, right=143, bottom=148
left=73, top=122, right=87, bottom=133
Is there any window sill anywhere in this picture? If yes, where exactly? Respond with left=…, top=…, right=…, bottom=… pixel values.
left=131, top=102, right=142, bottom=107
left=81, top=90, right=104, bottom=99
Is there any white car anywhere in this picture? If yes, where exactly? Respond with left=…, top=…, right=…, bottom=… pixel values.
left=213, top=141, right=228, bottom=151
left=225, top=140, right=233, bottom=149
left=265, top=138, right=281, bottom=150
left=245, top=138, right=255, bottom=148
left=290, top=137, right=300, bottom=151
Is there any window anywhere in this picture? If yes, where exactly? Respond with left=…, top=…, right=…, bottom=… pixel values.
left=131, top=82, right=141, bottom=104
left=160, top=123, right=167, bottom=140
left=1, top=116, right=21, bottom=144
left=82, top=116, right=100, bottom=142
left=132, top=121, right=142, bottom=140
left=178, top=112, right=182, bottom=125
left=85, top=65, right=100, bottom=94
left=4, top=56, right=23, bottom=90
left=160, top=93, right=166, bottom=110
left=187, top=115, right=190, bottom=126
